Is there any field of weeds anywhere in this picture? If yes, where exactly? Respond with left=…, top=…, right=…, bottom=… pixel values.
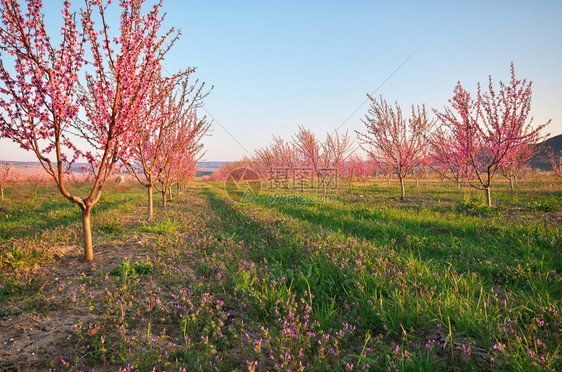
left=0, top=179, right=560, bottom=371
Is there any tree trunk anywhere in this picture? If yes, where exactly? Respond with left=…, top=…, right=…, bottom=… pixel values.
left=415, top=177, right=419, bottom=188
left=1, top=186, right=3, bottom=201
left=509, top=178, right=514, bottom=191
left=399, top=177, right=405, bottom=200
left=456, top=179, right=461, bottom=189
left=81, top=207, right=94, bottom=261
left=162, top=189, right=167, bottom=208
left=485, top=187, right=492, bottom=207
left=169, top=185, right=173, bottom=200
left=147, top=185, right=154, bottom=220
left=387, top=177, right=390, bottom=187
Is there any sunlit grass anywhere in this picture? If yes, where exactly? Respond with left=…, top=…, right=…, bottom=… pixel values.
left=0, top=178, right=560, bottom=370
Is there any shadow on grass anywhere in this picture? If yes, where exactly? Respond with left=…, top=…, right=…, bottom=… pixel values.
left=0, top=185, right=144, bottom=239
left=202, top=187, right=307, bottom=268
left=201, top=186, right=368, bottom=331
left=252, top=191, right=561, bottom=288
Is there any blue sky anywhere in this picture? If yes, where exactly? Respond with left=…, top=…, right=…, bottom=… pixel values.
left=1, top=0, right=561, bottom=161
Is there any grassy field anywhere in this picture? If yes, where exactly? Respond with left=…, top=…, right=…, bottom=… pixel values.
left=0, top=178, right=560, bottom=371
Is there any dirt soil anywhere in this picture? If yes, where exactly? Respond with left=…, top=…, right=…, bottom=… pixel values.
left=0, top=238, right=158, bottom=371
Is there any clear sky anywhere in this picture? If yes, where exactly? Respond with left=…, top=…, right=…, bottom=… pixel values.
left=1, top=0, right=561, bottom=162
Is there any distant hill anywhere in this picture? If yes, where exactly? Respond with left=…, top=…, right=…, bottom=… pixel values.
left=195, top=161, right=232, bottom=177
left=6, top=160, right=232, bottom=172
left=196, top=161, right=231, bottom=171
left=529, top=133, right=562, bottom=170
left=7, top=161, right=98, bottom=173
left=541, top=133, right=562, bottom=152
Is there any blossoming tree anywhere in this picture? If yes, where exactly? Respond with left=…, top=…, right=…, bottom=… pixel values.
left=434, top=65, right=549, bottom=206
left=338, top=154, right=363, bottom=194
left=154, top=111, right=209, bottom=208
left=357, top=156, right=377, bottom=187
left=270, top=136, right=298, bottom=188
left=0, top=0, right=184, bottom=261
left=357, top=96, right=432, bottom=200
left=125, top=74, right=209, bottom=219
left=548, top=149, right=562, bottom=178
left=499, top=142, right=538, bottom=190
left=429, top=125, right=471, bottom=189
left=0, top=161, right=14, bottom=201
left=322, top=130, right=353, bottom=190
left=293, top=126, right=321, bottom=185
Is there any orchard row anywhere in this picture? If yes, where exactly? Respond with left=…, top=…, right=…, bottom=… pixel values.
left=0, top=0, right=209, bottom=260
left=211, top=65, right=560, bottom=206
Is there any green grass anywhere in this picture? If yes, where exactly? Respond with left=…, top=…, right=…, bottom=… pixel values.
left=110, top=257, right=154, bottom=280
left=141, top=219, right=178, bottom=235
left=0, top=178, right=560, bottom=370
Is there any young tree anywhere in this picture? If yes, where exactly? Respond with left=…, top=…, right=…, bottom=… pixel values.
left=369, top=155, right=393, bottom=187
left=174, top=157, right=198, bottom=196
left=0, top=161, right=13, bottom=201
left=67, top=167, right=95, bottom=190
left=357, top=96, right=432, bottom=200
left=126, top=74, right=208, bottom=219
left=270, top=136, right=298, bottom=188
left=411, top=149, right=432, bottom=188
left=26, top=166, right=49, bottom=195
left=293, top=126, right=321, bottom=186
left=434, top=64, right=549, bottom=206
left=0, top=0, right=184, bottom=261
left=338, top=154, right=363, bottom=194
left=548, top=149, right=562, bottom=178
left=155, top=112, right=209, bottom=208
left=429, top=126, right=471, bottom=189
left=499, top=142, right=538, bottom=190
left=251, top=145, right=276, bottom=180
left=322, top=130, right=353, bottom=191
left=356, top=156, right=376, bottom=187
